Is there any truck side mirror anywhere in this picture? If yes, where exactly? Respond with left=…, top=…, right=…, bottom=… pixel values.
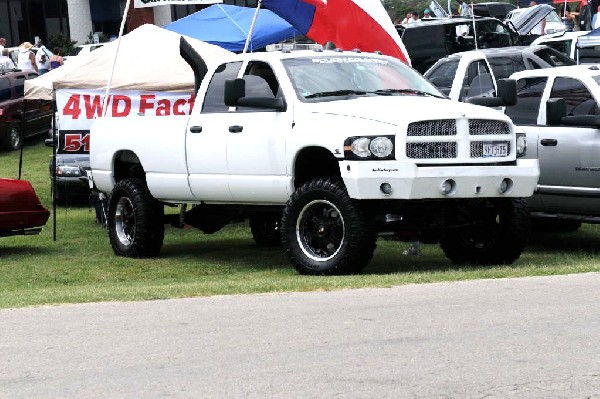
left=546, top=98, right=566, bottom=126
left=224, top=78, right=245, bottom=107
left=496, top=78, right=517, bottom=107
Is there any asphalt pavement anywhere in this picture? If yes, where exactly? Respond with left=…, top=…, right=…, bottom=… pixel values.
left=2, top=273, right=600, bottom=398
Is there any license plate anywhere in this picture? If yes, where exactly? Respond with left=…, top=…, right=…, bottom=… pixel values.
left=482, top=142, right=508, bottom=158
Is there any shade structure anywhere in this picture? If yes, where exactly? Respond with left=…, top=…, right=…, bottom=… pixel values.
left=164, top=4, right=303, bottom=52
left=25, top=24, right=234, bottom=100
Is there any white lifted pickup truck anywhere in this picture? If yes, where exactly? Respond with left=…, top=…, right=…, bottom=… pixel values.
left=90, top=39, right=539, bottom=275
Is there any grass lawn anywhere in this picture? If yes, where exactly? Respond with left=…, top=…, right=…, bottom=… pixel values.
left=1, top=139, right=599, bottom=309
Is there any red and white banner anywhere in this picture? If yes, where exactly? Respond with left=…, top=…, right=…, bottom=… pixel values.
left=134, top=0, right=221, bottom=7
left=56, top=89, right=194, bottom=154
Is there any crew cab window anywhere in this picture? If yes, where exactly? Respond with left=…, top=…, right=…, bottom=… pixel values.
left=236, top=61, right=282, bottom=113
left=505, top=77, right=547, bottom=124
left=425, top=60, right=459, bottom=95
left=487, top=56, right=524, bottom=79
left=201, top=61, right=242, bottom=113
left=550, top=77, right=600, bottom=116
left=543, top=40, right=571, bottom=58
left=0, top=77, right=10, bottom=101
left=461, top=60, right=495, bottom=100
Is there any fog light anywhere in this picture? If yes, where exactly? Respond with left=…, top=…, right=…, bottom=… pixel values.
left=380, top=182, right=392, bottom=195
left=499, top=178, right=513, bottom=194
left=440, top=179, right=456, bottom=196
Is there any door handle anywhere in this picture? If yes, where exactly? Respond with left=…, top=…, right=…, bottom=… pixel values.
left=189, top=126, right=202, bottom=133
left=229, top=125, right=243, bottom=133
left=541, top=139, right=557, bottom=146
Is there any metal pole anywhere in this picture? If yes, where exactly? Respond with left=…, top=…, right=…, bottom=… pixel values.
left=52, top=108, right=57, bottom=241
left=243, top=0, right=262, bottom=53
left=102, top=0, right=132, bottom=117
left=18, top=100, right=25, bottom=180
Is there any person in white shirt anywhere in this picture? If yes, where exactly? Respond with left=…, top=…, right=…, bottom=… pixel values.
left=35, top=42, right=51, bottom=75
left=0, top=38, right=6, bottom=58
left=457, top=0, right=472, bottom=17
left=16, top=42, right=38, bottom=73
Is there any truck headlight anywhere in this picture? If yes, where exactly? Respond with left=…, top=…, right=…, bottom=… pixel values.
left=369, top=137, right=394, bottom=158
left=344, top=136, right=395, bottom=160
left=515, top=133, right=527, bottom=158
left=56, top=165, right=81, bottom=177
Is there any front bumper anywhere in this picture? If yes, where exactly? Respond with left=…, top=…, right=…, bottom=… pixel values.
left=341, top=159, right=539, bottom=200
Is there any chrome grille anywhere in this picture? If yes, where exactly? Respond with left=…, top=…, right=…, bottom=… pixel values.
left=470, top=141, right=511, bottom=158
left=407, top=142, right=457, bottom=159
left=407, top=120, right=457, bottom=137
left=468, top=120, right=510, bottom=135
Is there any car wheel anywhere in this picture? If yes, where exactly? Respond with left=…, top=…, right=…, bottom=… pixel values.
left=107, top=178, right=164, bottom=258
left=250, top=214, right=282, bottom=247
left=1, top=124, right=21, bottom=151
left=281, top=178, right=376, bottom=275
left=440, top=198, right=530, bottom=265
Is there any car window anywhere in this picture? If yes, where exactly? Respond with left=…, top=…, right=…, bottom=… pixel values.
left=487, top=57, right=518, bottom=79
left=505, top=77, right=548, bottom=124
left=534, top=48, right=576, bottom=67
left=14, top=75, right=25, bottom=97
left=424, top=60, right=459, bottom=95
left=542, top=40, right=572, bottom=58
left=201, top=61, right=242, bottom=113
left=0, top=77, right=10, bottom=101
left=550, top=77, right=600, bottom=116
left=238, top=61, right=282, bottom=113
left=526, top=58, right=544, bottom=69
left=462, top=60, right=495, bottom=100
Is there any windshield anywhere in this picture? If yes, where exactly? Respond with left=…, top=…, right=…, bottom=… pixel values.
left=282, top=56, right=444, bottom=102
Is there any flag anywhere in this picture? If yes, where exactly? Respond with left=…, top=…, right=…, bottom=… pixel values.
left=261, top=0, right=411, bottom=65
left=134, top=0, right=221, bottom=8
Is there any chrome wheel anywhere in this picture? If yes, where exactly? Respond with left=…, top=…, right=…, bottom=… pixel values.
left=115, top=196, right=135, bottom=247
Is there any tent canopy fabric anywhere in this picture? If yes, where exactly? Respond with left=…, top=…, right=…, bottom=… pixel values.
left=164, top=4, right=302, bottom=52
left=25, top=24, right=233, bottom=100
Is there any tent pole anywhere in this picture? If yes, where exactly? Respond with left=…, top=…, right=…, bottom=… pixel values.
left=52, top=108, right=57, bottom=241
left=102, top=0, right=132, bottom=117
left=18, top=100, right=25, bottom=180
left=243, top=0, right=262, bottom=53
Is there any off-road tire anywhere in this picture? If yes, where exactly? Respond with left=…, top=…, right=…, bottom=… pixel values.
left=250, top=214, right=283, bottom=246
left=1, top=124, right=21, bottom=151
left=107, top=178, right=164, bottom=258
left=440, top=198, right=530, bottom=265
left=281, top=178, right=376, bottom=275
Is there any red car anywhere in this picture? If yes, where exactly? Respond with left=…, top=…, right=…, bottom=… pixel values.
left=0, top=178, right=49, bottom=237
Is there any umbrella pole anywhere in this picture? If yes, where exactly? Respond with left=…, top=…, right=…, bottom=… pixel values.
left=243, top=0, right=263, bottom=53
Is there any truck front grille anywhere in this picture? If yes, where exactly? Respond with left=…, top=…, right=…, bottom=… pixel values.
left=407, top=120, right=457, bottom=136
left=468, top=119, right=511, bottom=135
left=405, top=118, right=512, bottom=161
left=407, top=142, right=457, bottom=159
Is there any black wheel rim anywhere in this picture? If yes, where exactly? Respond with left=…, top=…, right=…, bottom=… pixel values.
left=115, top=197, right=135, bottom=246
left=296, top=199, right=344, bottom=261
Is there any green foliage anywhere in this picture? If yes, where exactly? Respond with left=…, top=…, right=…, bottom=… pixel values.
left=48, top=33, right=77, bottom=57
left=84, top=31, right=110, bottom=45
left=1, top=139, right=599, bottom=308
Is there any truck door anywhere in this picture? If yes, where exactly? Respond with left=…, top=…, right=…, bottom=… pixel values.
left=536, top=76, right=600, bottom=214
left=186, top=61, right=242, bottom=202
left=505, top=76, right=547, bottom=211
left=225, top=61, right=290, bottom=203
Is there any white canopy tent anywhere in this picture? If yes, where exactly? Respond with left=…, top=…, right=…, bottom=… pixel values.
left=25, top=24, right=234, bottom=101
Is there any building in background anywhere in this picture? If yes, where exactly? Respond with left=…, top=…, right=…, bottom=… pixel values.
left=0, top=0, right=257, bottom=48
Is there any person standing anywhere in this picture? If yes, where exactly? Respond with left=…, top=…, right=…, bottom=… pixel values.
left=17, top=42, right=38, bottom=73
left=529, top=1, right=547, bottom=35
left=35, top=41, right=51, bottom=75
left=0, top=37, right=6, bottom=57
left=423, top=9, right=433, bottom=19
left=457, top=0, right=472, bottom=17
left=49, top=47, right=64, bottom=70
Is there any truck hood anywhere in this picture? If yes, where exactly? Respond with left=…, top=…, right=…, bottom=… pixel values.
left=509, top=4, right=555, bottom=36
left=303, top=96, right=509, bottom=124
